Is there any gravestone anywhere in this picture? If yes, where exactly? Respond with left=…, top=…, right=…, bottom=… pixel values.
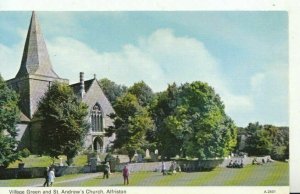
left=90, top=158, right=97, bottom=172
left=145, top=149, right=150, bottom=158
left=59, top=158, right=64, bottom=166
left=138, top=154, right=143, bottom=162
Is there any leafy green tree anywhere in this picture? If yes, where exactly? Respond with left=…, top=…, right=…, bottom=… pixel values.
left=153, top=82, right=237, bottom=159
left=180, top=82, right=237, bottom=159
left=150, top=83, right=180, bottom=159
left=128, top=81, right=154, bottom=107
left=99, top=78, right=127, bottom=105
left=0, top=75, right=22, bottom=168
left=106, top=93, right=154, bottom=162
left=37, top=82, right=89, bottom=165
left=243, top=123, right=289, bottom=160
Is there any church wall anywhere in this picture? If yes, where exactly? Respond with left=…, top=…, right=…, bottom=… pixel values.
left=15, top=120, right=43, bottom=154
left=7, top=77, right=31, bottom=119
left=29, top=75, right=70, bottom=119
left=29, top=120, right=43, bottom=154
left=5, top=12, right=117, bottom=155
left=16, top=123, right=30, bottom=151
left=82, top=81, right=115, bottom=151
left=83, top=81, right=114, bottom=127
left=29, top=78, right=51, bottom=118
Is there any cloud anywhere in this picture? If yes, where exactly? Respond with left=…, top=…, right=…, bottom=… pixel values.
left=0, top=42, right=22, bottom=79
left=46, top=28, right=253, bottom=117
left=5, top=27, right=288, bottom=126
left=248, top=63, right=288, bottom=125
left=251, top=73, right=265, bottom=91
left=0, top=27, right=36, bottom=80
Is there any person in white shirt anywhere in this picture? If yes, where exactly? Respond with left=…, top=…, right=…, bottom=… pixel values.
left=48, top=168, right=55, bottom=186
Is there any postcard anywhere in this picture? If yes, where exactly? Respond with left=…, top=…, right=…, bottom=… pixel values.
left=0, top=1, right=298, bottom=194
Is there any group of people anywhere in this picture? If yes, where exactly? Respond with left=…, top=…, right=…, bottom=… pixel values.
left=41, top=160, right=190, bottom=186
left=43, top=167, right=55, bottom=187
left=161, top=161, right=181, bottom=175
left=227, top=159, right=244, bottom=168
left=252, top=157, right=273, bottom=165
left=103, top=162, right=130, bottom=185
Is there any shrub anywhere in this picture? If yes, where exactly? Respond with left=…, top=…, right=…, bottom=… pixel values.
left=21, top=148, right=31, bottom=158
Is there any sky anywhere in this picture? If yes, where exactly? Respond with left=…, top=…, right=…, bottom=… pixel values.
left=0, top=11, right=288, bottom=127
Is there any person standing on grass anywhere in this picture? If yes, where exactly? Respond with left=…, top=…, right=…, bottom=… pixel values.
left=122, top=165, right=129, bottom=185
left=162, top=161, right=166, bottom=176
left=48, top=167, right=55, bottom=186
left=43, top=167, right=49, bottom=187
left=103, top=162, right=110, bottom=179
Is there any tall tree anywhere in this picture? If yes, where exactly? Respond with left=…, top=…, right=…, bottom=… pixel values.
left=153, top=82, right=237, bottom=159
left=99, top=78, right=127, bottom=105
left=151, top=83, right=182, bottom=159
left=0, top=75, right=22, bottom=168
left=243, top=123, right=289, bottom=160
left=37, top=82, right=89, bottom=165
left=106, top=93, right=154, bottom=162
left=128, top=81, right=154, bottom=107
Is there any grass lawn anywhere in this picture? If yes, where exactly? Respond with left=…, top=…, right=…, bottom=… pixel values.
left=0, top=161, right=288, bottom=187
left=8, top=154, right=89, bottom=168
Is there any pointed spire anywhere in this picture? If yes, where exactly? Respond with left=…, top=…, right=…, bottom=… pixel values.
left=16, top=11, right=59, bottom=78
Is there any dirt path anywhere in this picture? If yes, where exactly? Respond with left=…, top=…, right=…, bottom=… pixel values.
left=31, top=173, right=100, bottom=187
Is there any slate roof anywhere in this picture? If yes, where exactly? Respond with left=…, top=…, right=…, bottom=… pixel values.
left=70, top=78, right=115, bottom=117
left=15, top=11, right=59, bottom=78
left=70, top=79, right=94, bottom=94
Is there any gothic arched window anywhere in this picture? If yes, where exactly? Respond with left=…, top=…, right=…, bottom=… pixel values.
left=91, top=104, right=103, bottom=132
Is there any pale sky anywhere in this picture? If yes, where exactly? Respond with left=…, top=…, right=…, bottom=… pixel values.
left=0, top=11, right=288, bottom=127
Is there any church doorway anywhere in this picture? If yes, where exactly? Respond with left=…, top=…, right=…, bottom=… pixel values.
left=93, top=136, right=103, bottom=153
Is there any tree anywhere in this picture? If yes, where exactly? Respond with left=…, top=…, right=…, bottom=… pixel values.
left=37, top=82, right=89, bottom=165
left=106, top=93, right=154, bottom=162
left=99, top=78, right=127, bottom=105
left=152, top=82, right=237, bottom=159
left=243, top=123, right=289, bottom=160
left=128, top=81, right=154, bottom=107
left=0, top=75, right=22, bottom=168
left=244, top=122, right=273, bottom=156
left=150, top=83, right=182, bottom=159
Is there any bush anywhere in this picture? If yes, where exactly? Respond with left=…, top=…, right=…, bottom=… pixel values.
left=21, top=148, right=31, bottom=158
left=271, top=146, right=286, bottom=161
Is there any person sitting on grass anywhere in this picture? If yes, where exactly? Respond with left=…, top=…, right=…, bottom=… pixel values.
left=267, top=157, right=273, bottom=163
left=252, top=158, right=262, bottom=165
left=233, top=160, right=238, bottom=168
left=239, top=159, right=244, bottom=168
left=168, top=161, right=177, bottom=175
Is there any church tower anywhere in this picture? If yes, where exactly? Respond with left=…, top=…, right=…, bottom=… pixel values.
left=5, top=11, right=115, bottom=153
left=7, top=11, right=68, bottom=119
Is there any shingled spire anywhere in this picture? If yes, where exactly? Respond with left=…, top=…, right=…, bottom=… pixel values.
left=15, top=11, right=59, bottom=78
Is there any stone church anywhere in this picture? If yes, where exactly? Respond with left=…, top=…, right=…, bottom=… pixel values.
left=6, top=12, right=115, bottom=154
